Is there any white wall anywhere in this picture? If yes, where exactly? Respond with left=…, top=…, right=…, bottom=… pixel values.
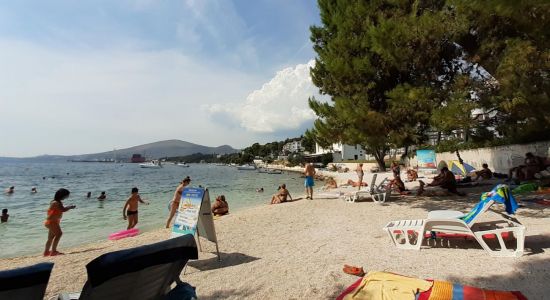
left=435, top=141, right=550, bottom=174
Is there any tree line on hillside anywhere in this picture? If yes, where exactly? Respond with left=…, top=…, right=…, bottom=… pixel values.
left=166, top=135, right=320, bottom=165
left=307, top=0, right=549, bottom=171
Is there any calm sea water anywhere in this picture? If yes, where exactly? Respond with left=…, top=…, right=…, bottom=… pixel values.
left=0, top=162, right=305, bottom=258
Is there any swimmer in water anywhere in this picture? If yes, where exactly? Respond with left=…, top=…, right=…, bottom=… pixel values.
left=86, top=192, right=91, bottom=198
left=5, top=186, right=14, bottom=194
left=97, top=191, right=106, bottom=200
left=31, top=187, right=37, bottom=193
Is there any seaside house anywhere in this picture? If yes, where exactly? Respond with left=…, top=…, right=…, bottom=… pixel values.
left=315, top=143, right=366, bottom=162
left=282, top=140, right=303, bottom=153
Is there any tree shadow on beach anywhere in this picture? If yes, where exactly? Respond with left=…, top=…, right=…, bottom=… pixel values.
left=445, top=256, right=550, bottom=299
left=186, top=252, right=260, bottom=272
left=198, top=286, right=256, bottom=300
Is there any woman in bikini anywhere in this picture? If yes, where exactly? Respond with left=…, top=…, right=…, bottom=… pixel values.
left=165, top=176, right=191, bottom=228
left=44, top=188, right=75, bottom=256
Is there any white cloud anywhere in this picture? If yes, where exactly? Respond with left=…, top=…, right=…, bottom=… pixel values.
left=204, top=60, right=324, bottom=133
left=0, top=38, right=261, bottom=156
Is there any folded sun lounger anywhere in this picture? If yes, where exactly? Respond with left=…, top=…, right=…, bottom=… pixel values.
left=383, top=184, right=525, bottom=257
left=0, top=262, right=54, bottom=300
left=58, top=234, right=199, bottom=300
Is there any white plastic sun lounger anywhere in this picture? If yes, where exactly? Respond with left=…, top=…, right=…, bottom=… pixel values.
left=383, top=199, right=525, bottom=257
left=344, top=174, right=390, bottom=203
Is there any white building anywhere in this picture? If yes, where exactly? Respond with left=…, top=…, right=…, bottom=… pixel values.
left=283, top=140, right=303, bottom=153
left=315, top=143, right=366, bottom=162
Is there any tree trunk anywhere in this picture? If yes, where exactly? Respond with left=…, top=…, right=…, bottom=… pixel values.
left=372, top=147, right=387, bottom=171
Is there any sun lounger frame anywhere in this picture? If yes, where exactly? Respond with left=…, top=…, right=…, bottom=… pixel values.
left=383, top=200, right=525, bottom=257
left=345, top=174, right=391, bottom=203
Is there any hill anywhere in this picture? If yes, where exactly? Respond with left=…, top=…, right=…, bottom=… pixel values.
left=0, top=140, right=240, bottom=162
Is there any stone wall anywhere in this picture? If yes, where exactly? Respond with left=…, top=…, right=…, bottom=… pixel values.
left=435, top=141, right=550, bottom=174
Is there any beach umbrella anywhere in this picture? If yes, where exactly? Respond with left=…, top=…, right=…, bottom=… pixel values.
left=448, top=160, right=475, bottom=176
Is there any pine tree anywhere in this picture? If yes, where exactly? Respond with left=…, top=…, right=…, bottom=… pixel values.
left=309, top=0, right=466, bottom=170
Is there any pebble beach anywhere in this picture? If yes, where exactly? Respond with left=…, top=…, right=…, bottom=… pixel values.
left=1, top=171, right=548, bottom=299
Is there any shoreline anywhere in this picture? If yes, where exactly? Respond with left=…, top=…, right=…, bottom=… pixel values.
left=1, top=177, right=548, bottom=299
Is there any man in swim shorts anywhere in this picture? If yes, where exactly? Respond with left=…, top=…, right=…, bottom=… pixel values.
left=123, top=187, right=149, bottom=230
left=304, top=163, right=316, bottom=199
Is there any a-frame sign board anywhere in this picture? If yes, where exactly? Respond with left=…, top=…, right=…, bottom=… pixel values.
left=171, top=187, right=220, bottom=261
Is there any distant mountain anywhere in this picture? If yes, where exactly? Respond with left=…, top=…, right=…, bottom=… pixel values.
left=0, top=140, right=240, bottom=162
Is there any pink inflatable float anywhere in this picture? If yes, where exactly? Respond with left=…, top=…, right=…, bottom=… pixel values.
left=108, top=228, right=140, bottom=240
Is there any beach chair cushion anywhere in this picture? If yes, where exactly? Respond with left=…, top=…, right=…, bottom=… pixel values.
left=73, top=234, right=198, bottom=300
left=0, top=262, right=54, bottom=300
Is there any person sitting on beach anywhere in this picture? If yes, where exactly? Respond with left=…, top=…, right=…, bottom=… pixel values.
left=1, top=209, right=9, bottom=223
left=406, top=169, right=418, bottom=182
left=391, top=161, right=401, bottom=177
left=123, top=187, right=149, bottom=230
left=417, top=167, right=464, bottom=196
left=97, top=191, right=107, bottom=200
left=166, top=176, right=191, bottom=228
left=473, top=163, right=493, bottom=180
left=44, top=188, right=76, bottom=256
left=212, top=195, right=229, bottom=216
left=388, top=173, right=408, bottom=194
left=271, top=184, right=292, bottom=204
left=304, top=163, right=316, bottom=199
left=5, top=186, right=14, bottom=194
left=31, top=187, right=37, bottom=193
left=508, top=152, right=545, bottom=182
left=324, top=177, right=338, bottom=189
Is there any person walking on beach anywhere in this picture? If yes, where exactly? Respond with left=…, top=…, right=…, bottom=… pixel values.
left=356, top=163, right=364, bottom=191
left=123, top=187, right=149, bottom=230
left=304, top=163, right=316, bottom=199
left=165, top=176, right=191, bottom=228
left=44, top=188, right=76, bottom=256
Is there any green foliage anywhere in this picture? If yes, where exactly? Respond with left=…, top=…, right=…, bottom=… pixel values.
left=308, top=0, right=549, bottom=157
left=309, top=0, right=466, bottom=170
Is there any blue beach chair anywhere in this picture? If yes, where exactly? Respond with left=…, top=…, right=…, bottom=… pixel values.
left=0, top=262, right=54, bottom=300
left=58, top=234, right=198, bottom=300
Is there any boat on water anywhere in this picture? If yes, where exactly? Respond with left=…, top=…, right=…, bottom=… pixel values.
left=258, top=168, right=282, bottom=174
left=139, top=160, right=162, bottom=168
left=177, top=163, right=190, bottom=167
left=237, top=164, right=256, bottom=170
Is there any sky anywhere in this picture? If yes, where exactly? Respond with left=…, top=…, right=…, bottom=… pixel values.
left=0, top=0, right=324, bottom=157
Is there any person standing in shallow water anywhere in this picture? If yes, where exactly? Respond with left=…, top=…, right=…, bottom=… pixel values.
left=44, top=188, right=75, bottom=256
left=304, top=163, right=316, bottom=199
left=123, top=187, right=149, bottom=230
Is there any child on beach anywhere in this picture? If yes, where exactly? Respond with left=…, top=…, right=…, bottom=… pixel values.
left=123, top=187, right=149, bottom=230
left=1, top=209, right=8, bottom=223
left=97, top=191, right=106, bottom=200
left=166, top=176, right=191, bottom=228
left=44, top=188, right=76, bottom=256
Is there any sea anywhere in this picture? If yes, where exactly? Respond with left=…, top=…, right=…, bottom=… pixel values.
left=0, top=162, right=304, bottom=258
